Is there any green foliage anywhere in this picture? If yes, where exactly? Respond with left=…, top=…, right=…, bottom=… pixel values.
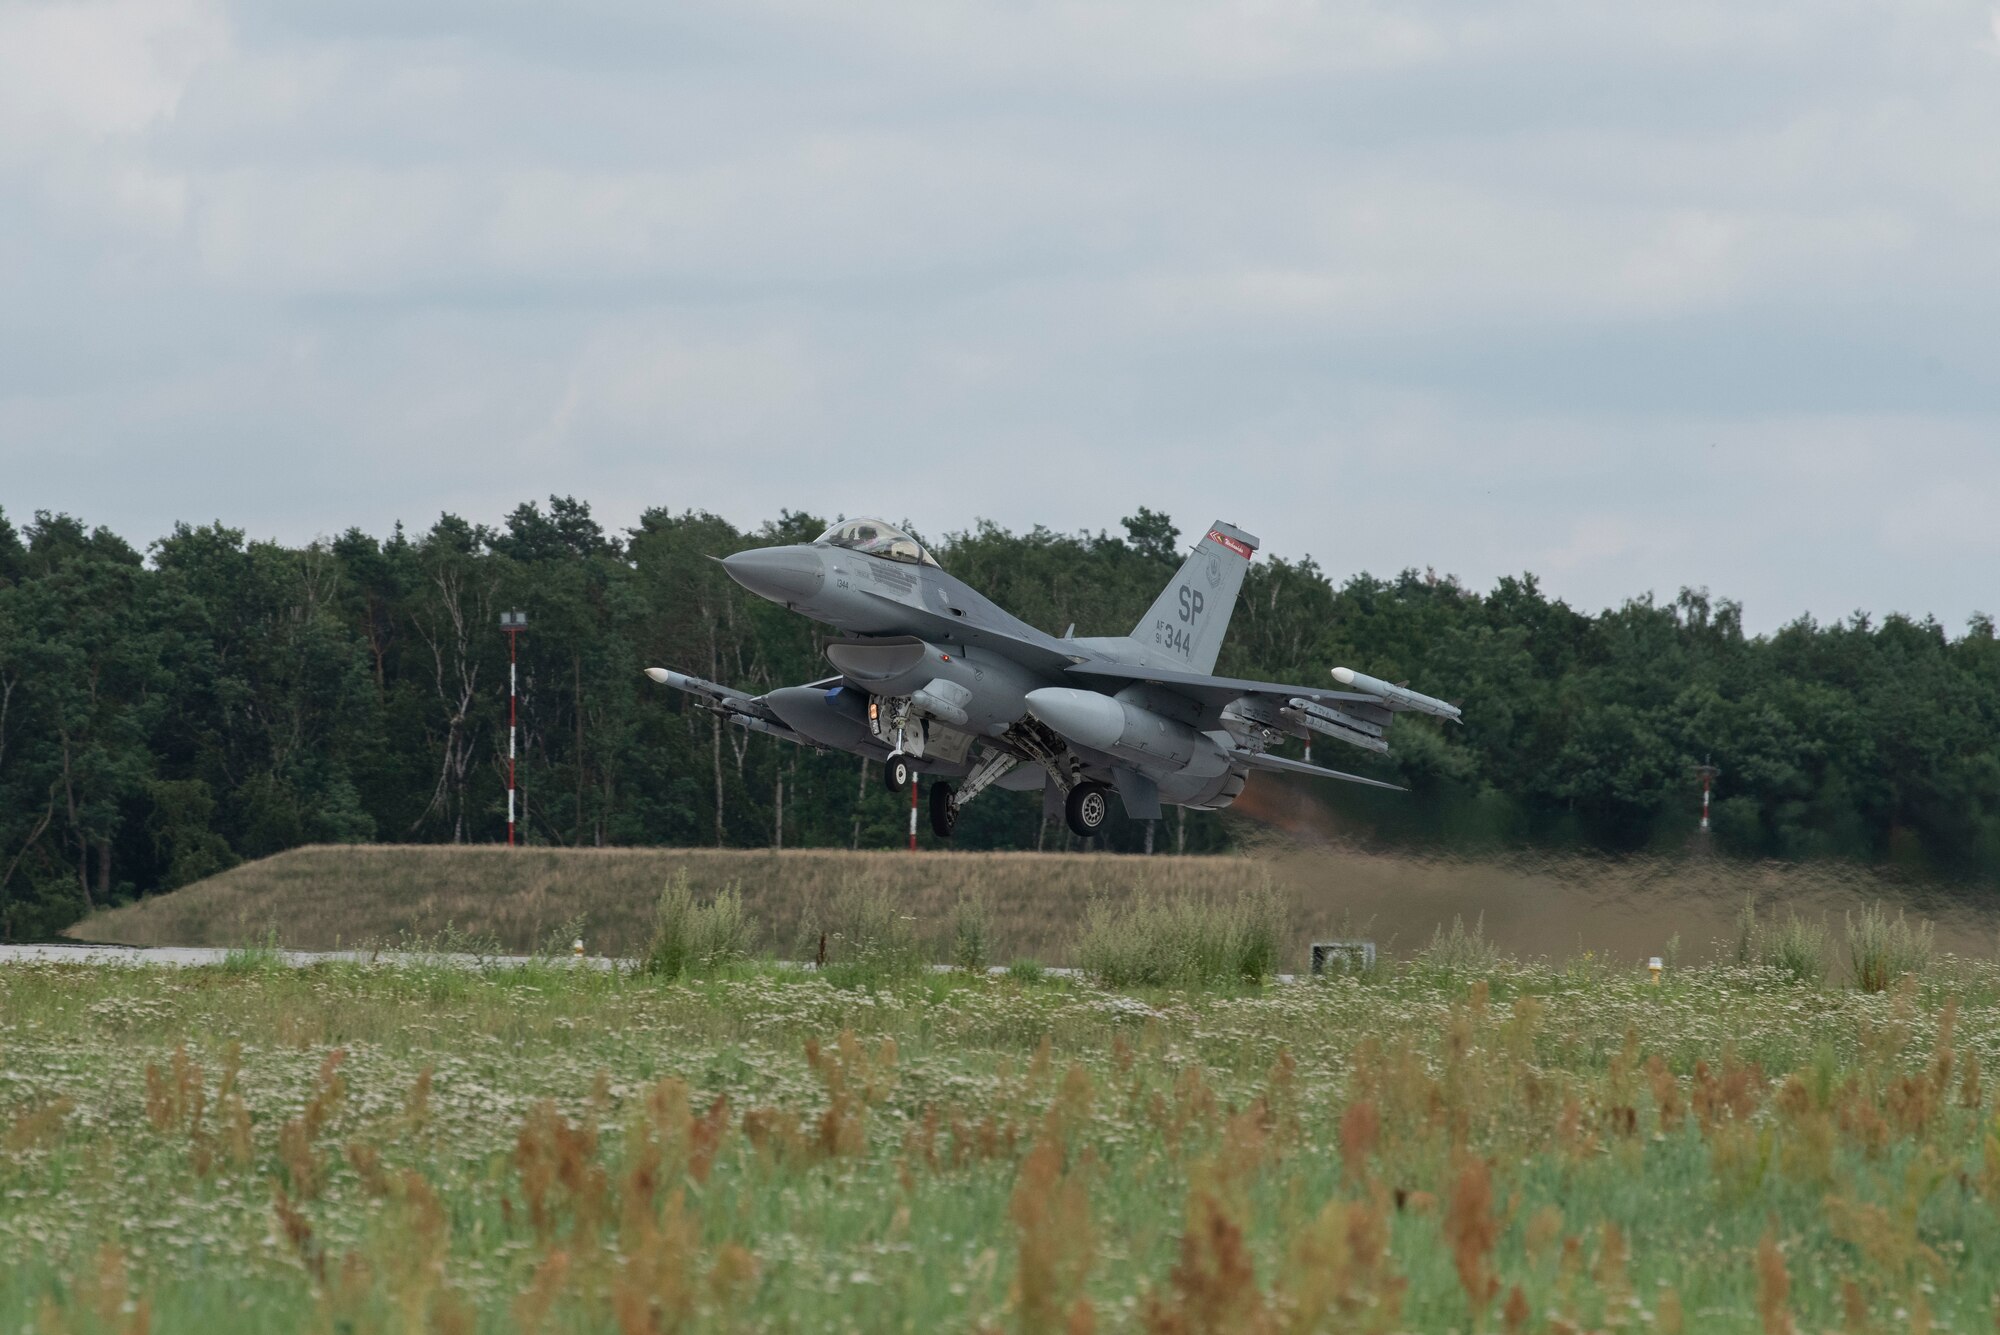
left=1845, top=901, right=1935, bottom=992
left=644, top=873, right=751, bottom=979
left=4, top=497, right=2000, bottom=942
left=1075, top=884, right=1285, bottom=988
left=1006, top=958, right=1046, bottom=983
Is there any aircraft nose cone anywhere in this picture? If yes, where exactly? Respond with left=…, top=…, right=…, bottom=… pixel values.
left=721, top=546, right=823, bottom=603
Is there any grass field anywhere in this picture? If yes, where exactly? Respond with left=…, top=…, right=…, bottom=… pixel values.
left=65, top=843, right=2000, bottom=967
left=5, top=943, right=2000, bottom=1332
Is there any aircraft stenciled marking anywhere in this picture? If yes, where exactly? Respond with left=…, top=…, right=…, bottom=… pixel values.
left=1207, top=529, right=1254, bottom=559
left=1177, top=585, right=1205, bottom=623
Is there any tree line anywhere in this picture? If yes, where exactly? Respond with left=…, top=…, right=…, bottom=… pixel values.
left=1, top=498, right=1996, bottom=938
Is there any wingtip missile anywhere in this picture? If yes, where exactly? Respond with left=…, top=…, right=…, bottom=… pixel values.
left=1331, top=666, right=1461, bottom=721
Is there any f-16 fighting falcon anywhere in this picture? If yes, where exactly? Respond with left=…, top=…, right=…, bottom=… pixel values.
left=645, top=518, right=1462, bottom=839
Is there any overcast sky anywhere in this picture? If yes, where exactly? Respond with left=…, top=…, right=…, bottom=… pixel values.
left=3, top=0, right=1997, bottom=633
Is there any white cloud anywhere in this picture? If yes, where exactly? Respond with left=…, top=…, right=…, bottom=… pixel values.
left=0, top=0, right=228, bottom=147
left=3, top=0, right=1999, bottom=633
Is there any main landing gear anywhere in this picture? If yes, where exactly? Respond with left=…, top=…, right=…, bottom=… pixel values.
left=1065, top=781, right=1110, bottom=838
left=887, top=755, right=958, bottom=839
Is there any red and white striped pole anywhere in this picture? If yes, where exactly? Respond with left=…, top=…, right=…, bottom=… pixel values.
left=501, top=612, right=527, bottom=845
left=1694, top=760, right=1720, bottom=834
left=909, top=776, right=918, bottom=852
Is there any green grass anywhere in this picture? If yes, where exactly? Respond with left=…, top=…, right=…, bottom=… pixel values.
left=1074, top=883, right=1284, bottom=987
left=7, top=955, right=2000, bottom=1331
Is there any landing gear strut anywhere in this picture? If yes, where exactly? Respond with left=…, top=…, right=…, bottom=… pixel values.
left=1065, top=781, right=1110, bottom=838
left=929, top=781, right=957, bottom=838
left=883, top=754, right=913, bottom=794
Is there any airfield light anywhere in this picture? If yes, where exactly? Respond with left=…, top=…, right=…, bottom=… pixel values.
left=1648, top=956, right=1663, bottom=985
left=500, top=612, right=528, bottom=845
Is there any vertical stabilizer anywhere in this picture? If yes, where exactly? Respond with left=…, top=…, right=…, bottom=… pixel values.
left=1130, top=521, right=1259, bottom=674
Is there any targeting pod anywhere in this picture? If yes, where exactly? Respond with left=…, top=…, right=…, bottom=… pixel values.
left=1331, top=667, right=1461, bottom=722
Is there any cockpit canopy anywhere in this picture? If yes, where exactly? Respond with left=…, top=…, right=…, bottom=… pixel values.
left=813, top=518, right=939, bottom=568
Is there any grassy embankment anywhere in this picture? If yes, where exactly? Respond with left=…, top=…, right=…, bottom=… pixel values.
left=4, top=939, right=2000, bottom=1332
left=66, top=843, right=2000, bottom=966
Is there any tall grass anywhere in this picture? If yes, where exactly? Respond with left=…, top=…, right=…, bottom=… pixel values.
left=1732, top=898, right=1832, bottom=986
left=1418, top=914, right=1499, bottom=974
left=1764, top=913, right=1830, bottom=986
left=947, top=889, right=992, bottom=974
left=220, top=928, right=284, bottom=975
left=1075, top=884, right=1285, bottom=988
left=644, top=874, right=751, bottom=979
left=801, top=881, right=928, bottom=986
left=1846, top=901, right=1934, bottom=992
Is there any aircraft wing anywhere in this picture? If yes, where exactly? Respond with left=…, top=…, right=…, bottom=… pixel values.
left=1065, top=660, right=1457, bottom=717
left=1065, top=658, right=1460, bottom=760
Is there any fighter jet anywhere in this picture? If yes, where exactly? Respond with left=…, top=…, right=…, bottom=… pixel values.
left=645, top=518, right=1462, bottom=840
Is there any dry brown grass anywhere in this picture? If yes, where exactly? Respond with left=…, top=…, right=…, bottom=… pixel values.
left=66, top=841, right=2000, bottom=966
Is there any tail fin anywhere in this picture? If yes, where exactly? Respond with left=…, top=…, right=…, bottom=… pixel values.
left=1131, top=521, right=1259, bottom=674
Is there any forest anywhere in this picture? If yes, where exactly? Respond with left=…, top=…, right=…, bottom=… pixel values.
left=1, top=498, right=1996, bottom=938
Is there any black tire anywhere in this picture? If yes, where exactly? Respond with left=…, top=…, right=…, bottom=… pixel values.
left=1065, top=782, right=1110, bottom=838
left=929, top=781, right=957, bottom=839
left=883, top=755, right=912, bottom=794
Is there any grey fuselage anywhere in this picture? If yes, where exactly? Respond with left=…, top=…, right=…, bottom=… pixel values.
left=720, top=542, right=1248, bottom=810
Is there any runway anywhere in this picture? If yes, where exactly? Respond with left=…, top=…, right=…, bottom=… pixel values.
left=0, top=942, right=619, bottom=970
left=0, top=942, right=1231, bottom=980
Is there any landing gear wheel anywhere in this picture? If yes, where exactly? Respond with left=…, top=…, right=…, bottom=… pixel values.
left=1065, top=782, right=1110, bottom=838
left=929, top=782, right=958, bottom=839
left=883, top=755, right=913, bottom=794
